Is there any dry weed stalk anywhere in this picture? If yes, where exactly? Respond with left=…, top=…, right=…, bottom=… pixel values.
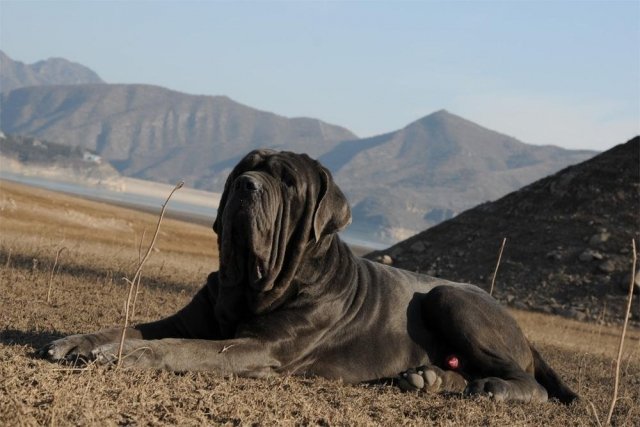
left=489, top=237, right=507, bottom=296
left=131, top=229, right=147, bottom=318
left=587, top=400, right=603, bottom=427
left=4, top=247, right=12, bottom=269
left=117, top=181, right=183, bottom=367
left=46, top=246, right=67, bottom=304
left=605, top=238, right=636, bottom=426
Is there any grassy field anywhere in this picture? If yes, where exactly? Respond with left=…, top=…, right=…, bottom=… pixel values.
left=1, top=179, right=638, bottom=426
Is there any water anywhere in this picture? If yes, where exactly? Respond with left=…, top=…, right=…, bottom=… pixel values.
left=1, top=172, right=388, bottom=251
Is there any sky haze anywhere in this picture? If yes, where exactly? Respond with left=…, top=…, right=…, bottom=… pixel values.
left=1, top=1, right=638, bottom=151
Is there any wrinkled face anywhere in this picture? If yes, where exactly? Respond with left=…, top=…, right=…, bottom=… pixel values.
left=213, top=149, right=351, bottom=313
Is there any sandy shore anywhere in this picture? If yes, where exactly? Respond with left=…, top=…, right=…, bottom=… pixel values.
left=0, top=172, right=376, bottom=255
left=117, top=177, right=221, bottom=208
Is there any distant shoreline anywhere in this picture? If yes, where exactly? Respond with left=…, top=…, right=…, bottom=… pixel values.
left=0, top=174, right=380, bottom=256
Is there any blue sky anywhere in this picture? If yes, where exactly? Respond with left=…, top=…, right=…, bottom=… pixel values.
left=1, top=1, right=638, bottom=150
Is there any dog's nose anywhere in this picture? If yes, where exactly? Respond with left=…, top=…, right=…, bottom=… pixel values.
left=237, top=175, right=262, bottom=192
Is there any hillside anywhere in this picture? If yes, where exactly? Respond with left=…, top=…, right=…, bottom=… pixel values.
left=323, top=110, right=596, bottom=242
left=366, top=137, right=640, bottom=324
left=0, top=84, right=356, bottom=191
left=0, top=50, right=103, bottom=92
left=0, top=133, right=120, bottom=183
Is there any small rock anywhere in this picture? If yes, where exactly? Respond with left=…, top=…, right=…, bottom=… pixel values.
left=506, top=294, right=515, bottom=303
left=540, top=305, right=554, bottom=314
left=579, top=250, right=604, bottom=262
left=546, top=250, right=562, bottom=261
left=598, top=260, right=616, bottom=274
left=619, top=270, right=640, bottom=294
left=513, top=301, right=528, bottom=310
left=558, top=308, right=587, bottom=322
left=578, top=251, right=592, bottom=262
left=410, top=241, right=427, bottom=252
left=589, top=232, right=610, bottom=246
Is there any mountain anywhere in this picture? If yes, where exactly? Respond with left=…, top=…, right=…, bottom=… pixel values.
left=0, top=53, right=597, bottom=243
left=0, top=84, right=357, bottom=190
left=0, top=51, right=104, bottom=93
left=322, top=110, right=596, bottom=242
left=366, top=137, right=640, bottom=324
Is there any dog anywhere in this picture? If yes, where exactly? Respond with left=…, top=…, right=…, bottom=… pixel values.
left=39, top=149, right=578, bottom=404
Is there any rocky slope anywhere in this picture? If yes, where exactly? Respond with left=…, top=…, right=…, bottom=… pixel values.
left=0, top=50, right=103, bottom=93
left=367, top=137, right=640, bottom=324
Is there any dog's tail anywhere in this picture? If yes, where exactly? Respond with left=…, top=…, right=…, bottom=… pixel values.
left=530, top=343, right=579, bottom=404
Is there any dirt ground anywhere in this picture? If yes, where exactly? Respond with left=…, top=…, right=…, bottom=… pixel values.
left=1, top=179, right=638, bottom=426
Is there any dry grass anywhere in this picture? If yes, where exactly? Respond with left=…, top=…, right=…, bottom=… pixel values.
left=1, top=179, right=639, bottom=426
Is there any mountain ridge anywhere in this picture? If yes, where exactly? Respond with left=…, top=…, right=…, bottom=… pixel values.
left=0, top=83, right=357, bottom=191
left=0, top=50, right=104, bottom=92
left=322, top=109, right=596, bottom=242
left=0, top=51, right=600, bottom=243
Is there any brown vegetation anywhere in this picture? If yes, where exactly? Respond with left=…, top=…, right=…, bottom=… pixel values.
left=1, top=180, right=638, bottom=425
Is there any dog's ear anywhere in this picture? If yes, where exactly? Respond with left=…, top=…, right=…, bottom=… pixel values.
left=313, top=166, right=352, bottom=242
left=213, top=149, right=274, bottom=235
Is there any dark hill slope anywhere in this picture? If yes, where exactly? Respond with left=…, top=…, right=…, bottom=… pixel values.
left=366, top=137, right=640, bottom=324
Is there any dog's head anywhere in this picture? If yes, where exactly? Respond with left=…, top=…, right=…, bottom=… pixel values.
left=213, top=149, right=351, bottom=313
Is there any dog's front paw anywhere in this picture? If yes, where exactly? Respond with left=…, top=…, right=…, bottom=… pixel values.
left=37, top=334, right=102, bottom=362
left=92, top=340, right=160, bottom=369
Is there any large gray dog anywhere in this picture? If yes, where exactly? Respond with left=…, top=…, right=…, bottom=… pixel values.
left=39, top=149, right=577, bottom=404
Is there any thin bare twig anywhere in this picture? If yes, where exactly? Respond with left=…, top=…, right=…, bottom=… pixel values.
left=605, top=239, right=636, bottom=426
left=219, top=344, right=236, bottom=354
left=489, top=237, right=507, bottom=296
left=4, top=247, right=12, bottom=269
left=587, top=399, right=603, bottom=427
left=131, top=229, right=147, bottom=318
left=137, top=229, right=146, bottom=265
left=46, top=247, right=67, bottom=304
left=117, top=181, right=183, bottom=367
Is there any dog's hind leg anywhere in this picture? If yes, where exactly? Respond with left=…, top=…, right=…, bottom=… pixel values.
left=418, top=285, right=552, bottom=403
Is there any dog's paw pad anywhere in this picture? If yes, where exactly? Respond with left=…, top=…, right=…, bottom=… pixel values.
left=423, top=369, right=442, bottom=391
left=397, top=369, right=425, bottom=391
